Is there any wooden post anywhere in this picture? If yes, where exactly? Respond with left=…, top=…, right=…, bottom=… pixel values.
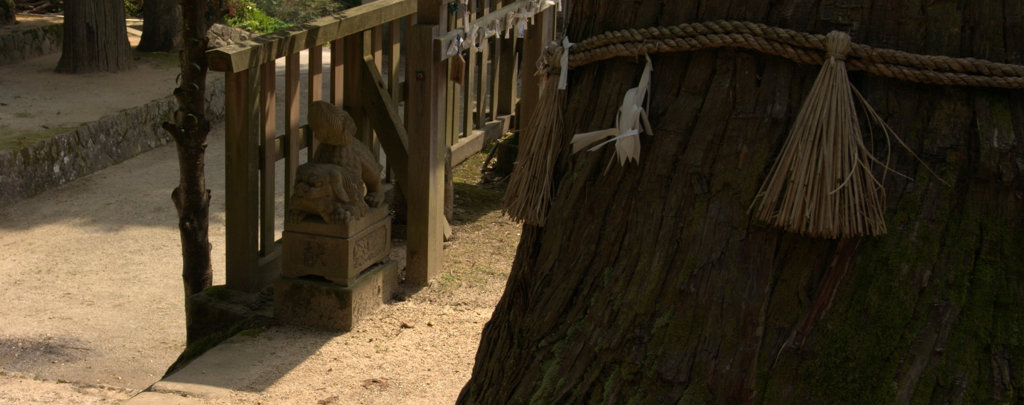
left=405, top=23, right=445, bottom=286
left=224, top=69, right=260, bottom=292
left=519, top=7, right=552, bottom=135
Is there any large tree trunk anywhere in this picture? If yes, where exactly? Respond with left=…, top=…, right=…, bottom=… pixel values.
left=459, top=1, right=1024, bottom=404
left=138, top=0, right=182, bottom=52
left=1, top=0, right=14, bottom=25
left=55, top=0, right=131, bottom=73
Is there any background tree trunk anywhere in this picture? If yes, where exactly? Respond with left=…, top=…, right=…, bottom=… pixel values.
left=138, top=0, right=182, bottom=52
left=1, top=0, right=15, bottom=25
left=55, top=0, right=131, bottom=73
left=459, top=1, right=1024, bottom=404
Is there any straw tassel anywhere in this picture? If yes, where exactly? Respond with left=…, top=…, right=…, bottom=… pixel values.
left=502, top=42, right=567, bottom=226
left=751, top=31, right=887, bottom=238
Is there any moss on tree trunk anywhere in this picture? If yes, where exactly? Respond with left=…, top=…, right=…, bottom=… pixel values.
left=458, top=1, right=1024, bottom=404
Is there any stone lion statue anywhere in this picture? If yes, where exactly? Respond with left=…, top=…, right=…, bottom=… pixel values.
left=287, top=101, right=385, bottom=224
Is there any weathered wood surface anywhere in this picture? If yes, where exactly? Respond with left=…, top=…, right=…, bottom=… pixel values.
left=405, top=23, right=446, bottom=286
left=224, top=69, right=261, bottom=292
left=460, top=1, right=1024, bottom=404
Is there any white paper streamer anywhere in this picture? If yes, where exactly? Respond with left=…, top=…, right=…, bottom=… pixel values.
left=570, top=54, right=654, bottom=166
left=558, top=36, right=573, bottom=90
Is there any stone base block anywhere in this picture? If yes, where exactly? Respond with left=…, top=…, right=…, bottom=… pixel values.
left=282, top=209, right=391, bottom=285
left=273, top=261, right=398, bottom=332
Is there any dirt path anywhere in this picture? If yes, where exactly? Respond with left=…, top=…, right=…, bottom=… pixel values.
left=0, top=127, right=515, bottom=403
left=0, top=125, right=229, bottom=398
left=1, top=20, right=516, bottom=403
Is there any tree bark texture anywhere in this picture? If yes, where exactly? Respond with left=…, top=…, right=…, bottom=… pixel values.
left=459, top=1, right=1024, bottom=404
left=1, top=0, right=14, bottom=25
left=168, top=0, right=222, bottom=343
left=138, top=0, right=182, bottom=52
left=55, top=0, right=131, bottom=73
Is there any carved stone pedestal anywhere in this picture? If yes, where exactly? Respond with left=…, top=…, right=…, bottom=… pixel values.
left=282, top=206, right=391, bottom=286
left=274, top=261, right=398, bottom=331
left=277, top=205, right=396, bottom=331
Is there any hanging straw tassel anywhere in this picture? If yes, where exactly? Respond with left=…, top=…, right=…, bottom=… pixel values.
left=502, top=42, right=567, bottom=226
left=751, top=31, right=887, bottom=238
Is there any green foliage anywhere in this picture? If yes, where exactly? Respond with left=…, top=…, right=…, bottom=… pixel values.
left=225, top=0, right=290, bottom=33
left=253, top=0, right=357, bottom=24
left=123, top=0, right=142, bottom=18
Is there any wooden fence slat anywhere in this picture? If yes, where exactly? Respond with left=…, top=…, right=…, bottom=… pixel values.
left=330, top=39, right=344, bottom=106
left=285, top=53, right=300, bottom=213
left=308, top=44, right=323, bottom=160
left=371, top=26, right=384, bottom=159
left=389, top=19, right=402, bottom=108
left=489, top=1, right=503, bottom=119
left=497, top=36, right=517, bottom=116
left=259, top=61, right=277, bottom=256
left=477, top=36, right=489, bottom=127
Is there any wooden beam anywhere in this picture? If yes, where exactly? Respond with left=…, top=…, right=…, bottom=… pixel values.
left=360, top=56, right=410, bottom=193
left=208, top=0, right=417, bottom=73
left=405, top=24, right=445, bottom=286
left=224, top=70, right=260, bottom=292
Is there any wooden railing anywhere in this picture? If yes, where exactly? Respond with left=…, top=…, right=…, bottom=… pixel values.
left=435, top=0, right=556, bottom=164
left=208, top=0, right=556, bottom=292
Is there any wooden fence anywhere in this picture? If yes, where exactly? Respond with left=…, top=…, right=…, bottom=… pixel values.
left=207, top=0, right=557, bottom=292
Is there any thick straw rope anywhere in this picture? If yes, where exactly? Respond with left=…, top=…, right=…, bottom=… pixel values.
left=551, top=21, right=1024, bottom=89
left=507, top=20, right=1024, bottom=235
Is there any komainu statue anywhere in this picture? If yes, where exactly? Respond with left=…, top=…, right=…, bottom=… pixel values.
left=287, top=101, right=384, bottom=224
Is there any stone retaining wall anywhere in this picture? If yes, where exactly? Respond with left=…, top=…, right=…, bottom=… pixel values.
left=0, top=78, right=226, bottom=207
left=0, top=17, right=62, bottom=65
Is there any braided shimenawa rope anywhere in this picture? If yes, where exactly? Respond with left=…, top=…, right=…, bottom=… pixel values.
left=552, top=20, right=1024, bottom=89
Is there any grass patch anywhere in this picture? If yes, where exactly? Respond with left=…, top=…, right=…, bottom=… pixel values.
left=451, top=148, right=506, bottom=222
left=202, top=285, right=233, bottom=301
left=0, top=125, right=78, bottom=151
left=133, top=49, right=180, bottom=70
